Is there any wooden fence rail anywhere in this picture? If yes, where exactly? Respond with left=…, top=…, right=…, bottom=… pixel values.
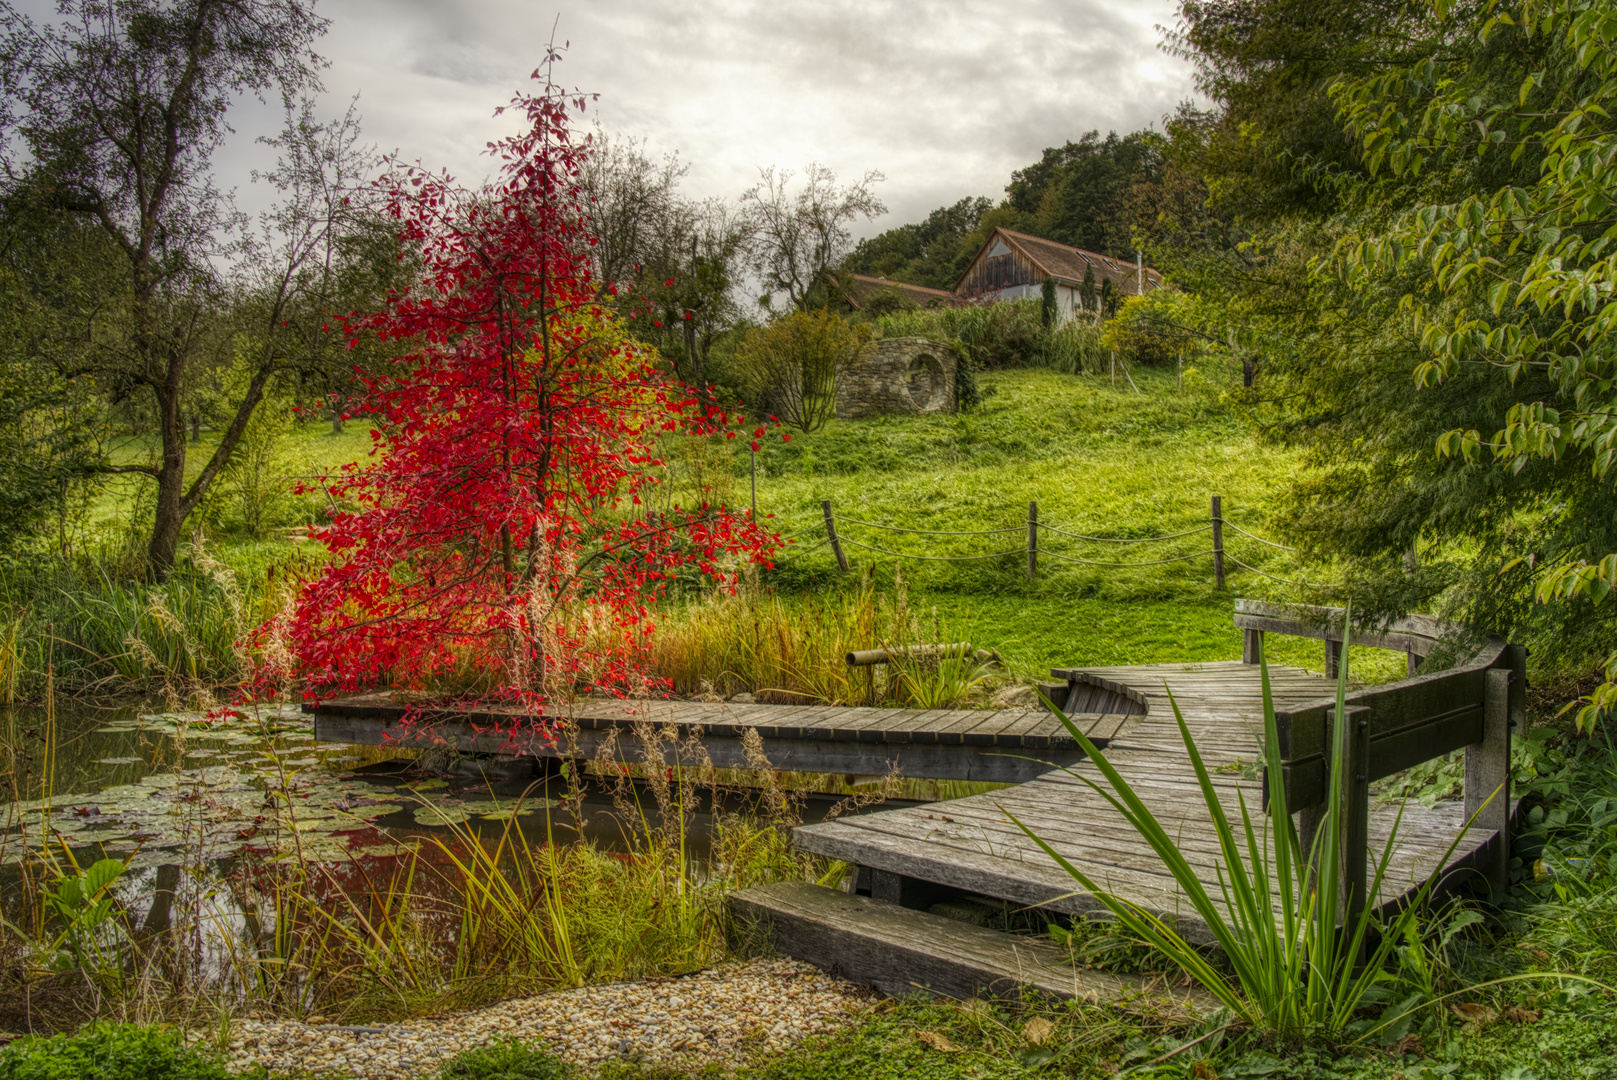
left=799, top=496, right=1298, bottom=587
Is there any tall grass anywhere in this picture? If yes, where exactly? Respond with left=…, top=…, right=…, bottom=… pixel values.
left=872, top=297, right=1108, bottom=374
left=650, top=571, right=1002, bottom=708
left=0, top=540, right=301, bottom=703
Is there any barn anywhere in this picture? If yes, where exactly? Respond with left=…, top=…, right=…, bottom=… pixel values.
left=952, top=227, right=1161, bottom=322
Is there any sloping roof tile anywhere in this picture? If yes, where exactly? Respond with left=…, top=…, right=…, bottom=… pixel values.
left=843, top=274, right=963, bottom=309
left=956, top=227, right=1162, bottom=294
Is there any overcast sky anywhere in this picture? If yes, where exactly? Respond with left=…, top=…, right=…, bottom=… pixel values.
left=9, top=0, right=1201, bottom=233
left=227, top=0, right=1200, bottom=234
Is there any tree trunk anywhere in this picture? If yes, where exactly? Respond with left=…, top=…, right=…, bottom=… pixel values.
left=684, top=315, right=701, bottom=392
left=146, top=391, right=189, bottom=580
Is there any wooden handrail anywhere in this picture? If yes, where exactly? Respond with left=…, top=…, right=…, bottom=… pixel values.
left=1235, top=598, right=1451, bottom=676
left=1238, top=599, right=1524, bottom=894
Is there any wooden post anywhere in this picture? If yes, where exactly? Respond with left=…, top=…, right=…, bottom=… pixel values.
left=1210, top=495, right=1225, bottom=589
left=1177, top=352, right=1183, bottom=392
left=823, top=499, right=849, bottom=573
left=1467, top=652, right=1520, bottom=894
left=750, top=447, right=758, bottom=519
left=1027, top=500, right=1038, bottom=581
left=1110, top=350, right=1116, bottom=386
left=1325, top=637, right=1342, bottom=680
left=1338, top=705, right=1371, bottom=928
left=1242, top=628, right=1263, bottom=664
left=1406, top=648, right=1423, bottom=677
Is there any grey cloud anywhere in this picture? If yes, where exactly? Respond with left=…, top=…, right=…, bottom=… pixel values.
left=10, top=0, right=1199, bottom=234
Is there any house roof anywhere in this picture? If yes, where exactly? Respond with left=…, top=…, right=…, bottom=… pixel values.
left=953, top=227, right=1162, bottom=294
left=842, top=274, right=962, bottom=310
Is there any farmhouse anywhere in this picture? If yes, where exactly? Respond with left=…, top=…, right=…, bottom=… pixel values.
left=953, top=226, right=1161, bottom=321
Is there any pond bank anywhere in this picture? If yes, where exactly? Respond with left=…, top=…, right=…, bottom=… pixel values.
left=217, top=958, right=866, bottom=1078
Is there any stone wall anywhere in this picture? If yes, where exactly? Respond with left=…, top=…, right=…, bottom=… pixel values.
left=835, top=337, right=956, bottom=419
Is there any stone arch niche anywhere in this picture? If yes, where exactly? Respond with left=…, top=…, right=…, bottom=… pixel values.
left=835, top=338, right=957, bottom=419
left=905, top=353, right=947, bottom=411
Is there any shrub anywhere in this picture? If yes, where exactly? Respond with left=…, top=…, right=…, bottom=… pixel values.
left=733, top=310, right=872, bottom=432
left=439, top=1040, right=576, bottom=1080
left=0, top=1024, right=252, bottom=1080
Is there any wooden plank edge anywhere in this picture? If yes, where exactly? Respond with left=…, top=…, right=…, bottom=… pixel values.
left=728, top=881, right=1206, bottom=1013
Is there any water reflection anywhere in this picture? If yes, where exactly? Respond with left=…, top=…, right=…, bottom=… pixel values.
left=0, top=701, right=895, bottom=902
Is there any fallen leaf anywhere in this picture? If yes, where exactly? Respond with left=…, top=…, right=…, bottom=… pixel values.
left=1504, top=1006, right=1541, bottom=1024
left=1452, top=1003, right=1497, bottom=1025
left=1192, top=1061, right=1219, bottom=1080
left=917, top=1031, right=962, bottom=1053
left=1390, top=1033, right=1424, bottom=1057
left=1023, top=1017, right=1055, bottom=1045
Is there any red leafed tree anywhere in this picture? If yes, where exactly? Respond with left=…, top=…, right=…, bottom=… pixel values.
left=261, top=60, right=780, bottom=709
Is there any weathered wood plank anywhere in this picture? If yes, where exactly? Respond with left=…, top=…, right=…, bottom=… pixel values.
left=727, top=883, right=1184, bottom=1006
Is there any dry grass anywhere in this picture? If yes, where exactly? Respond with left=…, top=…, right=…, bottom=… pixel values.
left=650, top=569, right=1005, bottom=709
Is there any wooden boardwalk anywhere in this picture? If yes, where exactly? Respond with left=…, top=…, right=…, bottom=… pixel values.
left=310, top=686, right=1143, bottom=783
left=790, top=662, right=1502, bottom=942
left=315, top=601, right=1522, bottom=1002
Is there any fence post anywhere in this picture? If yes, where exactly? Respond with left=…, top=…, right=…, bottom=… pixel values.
left=1211, top=494, right=1226, bottom=589
left=822, top=499, right=850, bottom=573
left=1027, top=501, right=1038, bottom=581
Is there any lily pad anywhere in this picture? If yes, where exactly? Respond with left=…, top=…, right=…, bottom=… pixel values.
left=412, top=804, right=474, bottom=827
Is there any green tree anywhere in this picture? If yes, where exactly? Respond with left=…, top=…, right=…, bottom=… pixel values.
left=1006, top=129, right=1160, bottom=257
left=0, top=0, right=344, bottom=579
left=844, top=195, right=993, bottom=289
left=1329, top=0, right=1617, bottom=720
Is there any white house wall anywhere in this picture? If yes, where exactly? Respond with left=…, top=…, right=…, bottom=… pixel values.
left=981, top=283, right=1089, bottom=325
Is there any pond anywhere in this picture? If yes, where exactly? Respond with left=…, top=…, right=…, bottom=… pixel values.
left=0, top=700, right=897, bottom=918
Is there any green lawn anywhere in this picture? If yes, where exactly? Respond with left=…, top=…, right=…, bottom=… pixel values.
left=666, top=367, right=1404, bottom=684
left=91, top=366, right=1401, bottom=685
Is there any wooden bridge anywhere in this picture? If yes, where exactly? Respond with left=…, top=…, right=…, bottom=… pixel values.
left=311, top=680, right=1146, bottom=784
left=309, top=601, right=1523, bottom=1005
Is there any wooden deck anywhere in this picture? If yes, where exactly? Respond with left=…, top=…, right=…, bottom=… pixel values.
left=790, top=662, right=1503, bottom=942
left=314, top=626, right=1517, bottom=1003
left=310, top=687, right=1143, bottom=783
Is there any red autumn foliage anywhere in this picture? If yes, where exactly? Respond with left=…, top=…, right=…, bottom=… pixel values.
left=256, top=58, right=781, bottom=712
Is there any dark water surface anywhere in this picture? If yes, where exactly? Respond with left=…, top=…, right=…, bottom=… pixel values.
left=0, top=701, right=889, bottom=920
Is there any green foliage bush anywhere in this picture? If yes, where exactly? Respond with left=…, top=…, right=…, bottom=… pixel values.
left=439, top=1039, right=576, bottom=1080
left=0, top=1024, right=253, bottom=1080
left=872, top=298, right=1106, bottom=375
left=734, top=310, right=872, bottom=432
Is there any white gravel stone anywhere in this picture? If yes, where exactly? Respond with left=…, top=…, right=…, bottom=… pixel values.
left=219, top=958, right=866, bottom=1078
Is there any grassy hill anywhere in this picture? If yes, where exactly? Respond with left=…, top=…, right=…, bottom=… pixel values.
left=55, top=365, right=1409, bottom=697
left=654, top=367, right=1389, bottom=681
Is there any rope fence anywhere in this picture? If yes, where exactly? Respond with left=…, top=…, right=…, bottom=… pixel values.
left=762, top=495, right=1333, bottom=591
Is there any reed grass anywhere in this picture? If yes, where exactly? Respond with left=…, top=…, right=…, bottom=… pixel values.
left=649, top=570, right=1004, bottom=709
left=0, top=539, right=305, bottom=704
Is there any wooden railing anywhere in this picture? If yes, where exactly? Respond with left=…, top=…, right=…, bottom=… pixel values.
left=1236, top=600, right=1524, bottom=904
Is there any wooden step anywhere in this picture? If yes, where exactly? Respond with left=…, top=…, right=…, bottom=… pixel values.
left=728, top=881, right=1188, bottom=1006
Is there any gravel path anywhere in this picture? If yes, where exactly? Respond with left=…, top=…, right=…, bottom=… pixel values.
left=224, top=959, right=868, bottom=1078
